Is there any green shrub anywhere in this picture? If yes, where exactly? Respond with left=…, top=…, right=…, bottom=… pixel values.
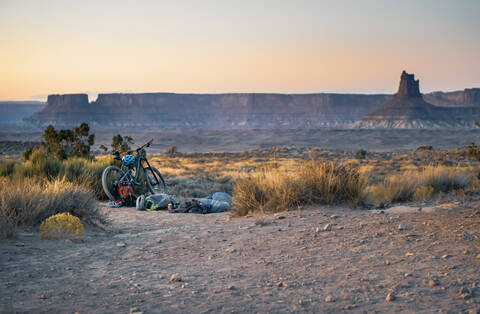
left=355, top=149, right=367, bottom=159
left=0, top=161, right=17, bottom=177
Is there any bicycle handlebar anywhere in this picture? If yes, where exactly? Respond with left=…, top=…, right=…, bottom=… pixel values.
left=136, top=139, right=154, bottom=152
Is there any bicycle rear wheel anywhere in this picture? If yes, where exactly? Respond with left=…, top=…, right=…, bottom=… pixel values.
left=145, top=166, right=167, bottom=194
left=101, top=166, right=125, bottom=201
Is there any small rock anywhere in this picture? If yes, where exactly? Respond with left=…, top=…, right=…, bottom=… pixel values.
left=476, top=254, right=480, bottom=259
left=442, top=254, right=450, bottom=259
left=323, top=224, right=332, bottom=231
left=227, top=285, right=235, bottom=290
left=428, top=279, right=437, bottom=287
left=170, top=274, right=181, bottom=282
left=458, top=287, right=472, bottom=299
left=330, top=215, right=339, bottom=219
left=277, top=282, right=288, bottom=289
left=405, top=252, right=414, bottom=257
left=15, top=242, right=25, bottom=247
left=385, top=260, right=390, bottom=265
left=460, top=293, right=472, bottom=300
left=39, top=294, right=47, bottom=299
left=276, top=215, right=286, bottom=220
left=225, top=247, right=237, bottom=253
left=398, top=224, right=406, bottom=231
left=315, top=227, right=320, bottom=233
left=404, top=273, right=411, bottom=277
left=116, top=242, right=126, bottom=247
left=385, top=293, right=395, bottom=302
left=324, top=295, right=335, bottom=302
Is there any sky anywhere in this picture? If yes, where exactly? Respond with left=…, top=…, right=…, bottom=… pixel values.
left=0, top=0, right=479, bottom=101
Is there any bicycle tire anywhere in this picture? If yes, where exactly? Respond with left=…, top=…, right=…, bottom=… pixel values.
left=101, top=165, right=125, bottom=201
left=145, top=166, right=167, bottom=194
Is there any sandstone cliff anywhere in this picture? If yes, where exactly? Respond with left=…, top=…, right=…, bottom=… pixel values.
left=424, top=88, right=480, bottom=107
left=29, top=92, right=392, bottom=129
left=354, top=71, right=480, bottom=129
left=27, top=74, right=480, bottom=129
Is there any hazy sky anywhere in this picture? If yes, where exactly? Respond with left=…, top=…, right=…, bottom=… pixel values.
left=1, top=0, right=479, bottom=101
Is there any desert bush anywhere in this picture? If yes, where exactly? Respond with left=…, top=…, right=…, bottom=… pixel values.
left=413, top=186, right=435, bottom=202
left=370, top=165, right=471, bottom=204
left=1, top=150, right=114, bottom=200
left=39, top=213, right=84, bottom=241
left=167, top=145, right=177, bottom=157
left=355, top=149, right=367, bottom=159
left=231, top=161, right=366, bottom=216
left=422, top=165, right=470, bottom=192
left=0, top=177, right=105, bottom=238
left=41, top=123, right=95, bottom=160
left=62, top=157, right=112, bottom=199
left=370, top=172, right=420, bottom=203
left=0, top=160, right=17, bottom=177
left=15, top=148, right=62, bottom=179
left=111, top=134, right=134, bottom=153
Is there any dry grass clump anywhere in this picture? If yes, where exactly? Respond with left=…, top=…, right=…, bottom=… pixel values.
left=0, top=151, right=113, bottom=199
left=39, top=212, right=84, bottom=241
left=0, top=177, right=105, bottom=239
left=370, top=165, right=471, bottom=204
left=231, top=161, right=367, bottom=216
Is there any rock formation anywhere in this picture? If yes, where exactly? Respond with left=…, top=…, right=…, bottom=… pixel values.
left=354, top=71, right=480, bottom=128
left=28, top=92, right=392, bottom=129
left=424, top=88, right=480, bottom=107
left=26, top=73, right=480, bottom=129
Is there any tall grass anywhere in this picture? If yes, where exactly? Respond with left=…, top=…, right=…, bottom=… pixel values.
left=0, top=177, right=105, bottom=239
left=369, top=165, right=471, bottom=203
left=232, top=161, right=367, bottom=216
left=0, top=150, right=113, bottom=199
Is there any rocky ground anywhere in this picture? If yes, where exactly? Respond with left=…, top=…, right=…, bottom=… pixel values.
left=1, top=203, right=480, bottom=313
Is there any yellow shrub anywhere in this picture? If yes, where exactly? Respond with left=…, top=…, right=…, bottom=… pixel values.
left=39, top=213, right=84, bottom=240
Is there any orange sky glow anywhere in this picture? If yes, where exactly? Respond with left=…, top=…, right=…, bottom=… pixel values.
left=0, top=0, right=479, bottom=101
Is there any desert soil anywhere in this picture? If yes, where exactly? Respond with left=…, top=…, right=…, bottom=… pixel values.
left=3, top=129, right=480, bottom=153
left=1, top=203, right=480, bottom=313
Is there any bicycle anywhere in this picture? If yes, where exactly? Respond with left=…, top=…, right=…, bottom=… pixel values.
left=101, top=139, right=167, bottom=202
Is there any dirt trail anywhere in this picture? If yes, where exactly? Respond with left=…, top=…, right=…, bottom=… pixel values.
left=1, top=203, right=480, bottom=313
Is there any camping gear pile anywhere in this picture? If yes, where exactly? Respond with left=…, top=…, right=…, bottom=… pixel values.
left=135, top=192, right=232, bottom=214
left=108, top=190, right=232, bottom=214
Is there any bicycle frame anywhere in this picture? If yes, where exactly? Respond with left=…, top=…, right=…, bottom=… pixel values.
left=116, top=141, right=162, bottom=188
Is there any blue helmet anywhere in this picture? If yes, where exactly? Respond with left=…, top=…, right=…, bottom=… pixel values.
left=122, top=154, right=136, bottom=167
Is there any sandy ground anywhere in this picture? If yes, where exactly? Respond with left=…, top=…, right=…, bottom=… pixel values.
left=1, top=203, right=480, bottom=313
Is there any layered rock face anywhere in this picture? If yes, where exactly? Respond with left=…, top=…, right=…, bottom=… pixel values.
left=354, top=72, right=480, bottom=129
left=29, top=92, right=392, bottom=129
left=27, top=74, right=480, bottom=129
left=425, top=88, right=480, bottom=107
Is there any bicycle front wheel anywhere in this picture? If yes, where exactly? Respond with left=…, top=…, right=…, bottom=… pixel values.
left=101, top=165, right=125, bottom=201
left=145, top=166, right=167, bottom=194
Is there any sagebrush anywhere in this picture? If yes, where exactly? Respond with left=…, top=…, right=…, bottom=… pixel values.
left=0, top=177, right=105, bottom=239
